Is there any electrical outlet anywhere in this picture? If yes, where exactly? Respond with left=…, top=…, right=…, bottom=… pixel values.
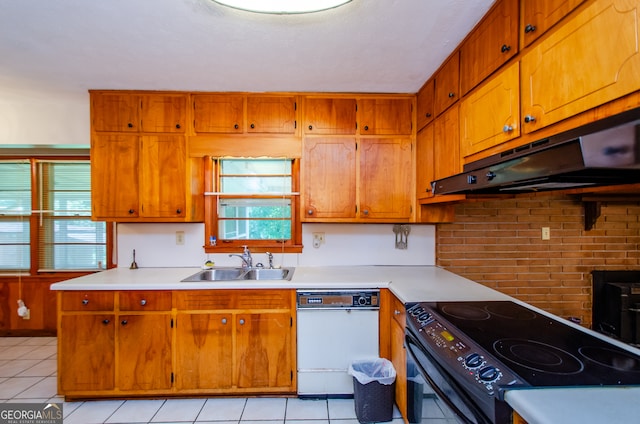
left=312, top=232, right=325, bottom=248
left=541, top=227, right=550, bottom=240
left=176, top=231, right=185, bottom=245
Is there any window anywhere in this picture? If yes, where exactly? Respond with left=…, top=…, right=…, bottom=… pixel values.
left=0, top=159, right=111, bottom=273
left=205, top=158, right=302, bottom=253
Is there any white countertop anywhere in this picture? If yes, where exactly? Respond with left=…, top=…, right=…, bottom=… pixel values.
left=49, top=265, right=640, bottom=422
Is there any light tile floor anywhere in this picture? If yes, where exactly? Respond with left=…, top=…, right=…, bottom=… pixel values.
left=0, top=337, right=459, bottom=423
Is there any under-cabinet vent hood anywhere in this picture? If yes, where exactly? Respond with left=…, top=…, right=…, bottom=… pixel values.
left=432, top=111, right=640, bottom=195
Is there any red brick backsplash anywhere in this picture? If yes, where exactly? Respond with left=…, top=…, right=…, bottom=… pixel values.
left=436, top=192, right=640, bottom=328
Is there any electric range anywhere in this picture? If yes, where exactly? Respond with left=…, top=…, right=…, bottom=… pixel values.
left=405, top=300, right=640, bottom=424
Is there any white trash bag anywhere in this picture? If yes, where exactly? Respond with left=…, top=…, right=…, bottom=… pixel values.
left=348, top=358, right=396, bottom=385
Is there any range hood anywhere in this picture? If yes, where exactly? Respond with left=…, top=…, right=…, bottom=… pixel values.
left=432, top=111, right=640, bottom=195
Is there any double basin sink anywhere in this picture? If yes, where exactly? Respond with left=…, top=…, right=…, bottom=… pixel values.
left=182, top=267, right=294, bottom=282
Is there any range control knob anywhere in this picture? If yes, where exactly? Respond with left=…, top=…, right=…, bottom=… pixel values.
left=486, top=171, right=496, bottom=181
left=464, top=353, right=484, bottom=369
left=478, top=366, right=500, bottom=382
left=357, top=296, right=367, bottom=305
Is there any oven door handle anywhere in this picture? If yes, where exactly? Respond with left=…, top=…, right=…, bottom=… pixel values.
left=405, top=332, right=490, bottom=424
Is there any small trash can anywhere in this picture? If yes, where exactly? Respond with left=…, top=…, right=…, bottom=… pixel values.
left=348, top=358, right=396, bottom=423
left=406, top=362, right=424, bottom=423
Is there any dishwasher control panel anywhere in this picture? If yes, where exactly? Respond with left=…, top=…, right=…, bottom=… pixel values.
left=297, top=290, right=379, bottom=308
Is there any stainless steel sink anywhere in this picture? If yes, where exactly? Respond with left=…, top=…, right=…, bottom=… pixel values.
left=181, top=267, right=294, bottom=282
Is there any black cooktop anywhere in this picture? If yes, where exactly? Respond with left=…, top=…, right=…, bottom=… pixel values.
left=420, top=301, right=640, bottom=387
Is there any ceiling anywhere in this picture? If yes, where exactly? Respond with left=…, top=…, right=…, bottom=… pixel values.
left=0, top=0, right=495, bottom=96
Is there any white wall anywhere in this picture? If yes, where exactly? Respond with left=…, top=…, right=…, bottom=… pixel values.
left=116, top=222, right=435, bottom=268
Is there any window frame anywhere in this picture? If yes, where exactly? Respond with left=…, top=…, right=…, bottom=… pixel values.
left=0, top=156, right=115, bottom=275
left=204, top=157, right=302, bottom=253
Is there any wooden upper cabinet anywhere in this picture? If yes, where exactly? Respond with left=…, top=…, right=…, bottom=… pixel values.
left=358, top=98, right=413, bottom=135
left=359, top=138, right=412, bottom=220
left=302, top=137, right=357, bottom=220
left=416, top=124, right=435, bottom=200
left=140, top=94, right=187, bottom=133
left=433, top=105, right=460, bottom=182
left=247, top=95, right=297, bottom=134
left=91, top=134, right=140, bottom=219
left=303, top=97, right=357, bottom=134
left=460, top=61, right=520, bottom=158
left=521, top=0, right=585, bottom=47
left=193, top=94, right=244, bottom=133
left=434, top=51, right=460, bottom=117
left=92, top=93, right=140, bottom=132
left=521, top=0, right=640, bottom=133
left=460, top=0, right=519, bottom=96
left=416, top=79, right=435, bottom=131
left=139, top=135, right=186, bottom=218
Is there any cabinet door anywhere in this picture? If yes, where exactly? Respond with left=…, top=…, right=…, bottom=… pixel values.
left=247, top=96, right=297, bottom=134
left=175, top=312, right=234, bottom=390
left=359, top=98, right=413, bottom=135
left=140, top=94, right=187, bottom=133
left=91, top=134, right=139, bottom=219
left=117, top=314, right=172, bottom=391
left=434, top=52, right=460, bottom=116
left=193, top=94, right=244, bottom=133
left=433, top=105, right=460, bottom=181
left=302, top=137, right=357, bottom=220
left=359, top=138, right=412, bottom=220
left=522, top=0, right=585, bottom=47
left=391, top=319, right=407, bottom=421
left=303, top=97, right=356, bottom=134
left=521, top=0, right=640, bottom=133
left=59, top=314, right=115, bottom=392
left=139, top=135, right=186, bottom=218
left=460, top=61, right=520, bottom=158
left=416, top=79, right=435, bottom=131
left=92, top=93, right=139, bottom=132
left=460, top=0, right=518, bottom=96
left=416, top=124, right=435, bottom=200
left=236, top=312, right=293, bottom=390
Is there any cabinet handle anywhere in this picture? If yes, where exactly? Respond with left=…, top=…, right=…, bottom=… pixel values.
left=82, top=299, right=89, bottom=305
left=394, top=310, right=401, bottom=315
left=239, top=319, right=245, bottom=325
left=127, top=123, right=133, bottom=128
left=250, top=123, right=255, bottom=129
left=503, top=125, right=514, bottom=132
left=363, top=125, right=369, bottom=131
left=121, top=320, right=128, bottom=326
left=221, top=318, right=227, bottom=324
left=308, top=125, right=313, bottom=130
left=501, top=44, right=511, bottom=53
left=448, top=92, right=455, bottom=98
left=175, top=123, right=181, bottom=129
left=524, top=115, right=536, bottom=123
left=140, top=299, right=147, bottom=306
left=234, top=124, right=239, bottom=129
left=525, top=24, right=536, bottom=33
left=128, top=209, right=135, bottom=214
left=102, top=319, right=110, bottom=325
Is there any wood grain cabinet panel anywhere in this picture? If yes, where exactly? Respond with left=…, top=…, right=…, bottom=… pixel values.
left=92, top=92, right=140, bottom=132
left=416, top=79, right=435, bottom=131
left=247, top=95, right=297, bottom=134
left=303, top=97, right=357, bottom=134
left=460, top=61, right=520, bottom=158
left=416, top=124, right=435, bottom=200
left=521, top=0, right=640, bottom=133
left=521, top=0, right=585, bottom=47
left=434, top=52, right=460, bottom=116
left=359, top=98, right=413, bottom=135
left=119, top=291, right=172, bottom=311
left=433, top=105, right=461, bottom=181
left=193, top=94, right=244, bottom=133
left=60, top=291, right=115, bottom=311
left=140, top=94, right=187, bottom=133
left=460, top=0, right=519, bottom=96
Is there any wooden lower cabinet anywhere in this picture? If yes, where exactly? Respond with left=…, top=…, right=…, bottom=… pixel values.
left=58, top=289, right=296, bottom=399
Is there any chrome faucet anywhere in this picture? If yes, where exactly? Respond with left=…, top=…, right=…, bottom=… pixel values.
left=266, top=252, right=274, bottom=269
left=229, top=245, right=253, bottom=269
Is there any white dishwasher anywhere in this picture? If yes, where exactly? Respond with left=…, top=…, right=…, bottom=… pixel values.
left=296, top=289, right=380, bottom=397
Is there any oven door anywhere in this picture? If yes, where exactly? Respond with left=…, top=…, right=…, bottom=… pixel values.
left=405, top=330, right=495, bottom=424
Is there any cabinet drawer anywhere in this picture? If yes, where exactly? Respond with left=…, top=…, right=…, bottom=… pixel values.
left=174, top=290, right=292, bottom=310
left=61, top=291, right=115, bottom=311
left=119, top=291, right=172, bottom=311
left=391, top=295, right=405, bottom=327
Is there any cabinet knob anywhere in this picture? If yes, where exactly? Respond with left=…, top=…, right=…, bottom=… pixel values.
left=239, top=319, right=245, bottom=325
left=363, top=210, right=369, bottom=216
left=82, top=299, right=89, bottom=305
left=503, top=125, right=514, bottom=133
left=501, top=44, right=511, bottom=53
left=102, top=319, right=110, bottom=325
left=448, top=92, right=455, bottom=98
left=394, top=310, right=401, bottom=315
left=307, top=209, right=313, bottom=215
left=127, top=123, right=133, bottom=128
left=426, top=113, right=432, bottom=118
left=250, top=123, right=255, bottom=129
left=221, top=318, right=227, bottom=324
left=525, top=24, right=536, bottom=33
left=234, top=124, right=239, bottom=129
left=308, top=125, right=313, bottom=130
left=128, top=209, right=135, bottom=214
left=363, top=125, right=369, bottom=131
left=524, top=115, right=536, bottom=123
left=175, top=123, right=181, bottom=129
left=140, top=299, right=147, bottom=306
left=176, top=208, right=182, bottom=214
left=121, top=320, right=128, bottom=326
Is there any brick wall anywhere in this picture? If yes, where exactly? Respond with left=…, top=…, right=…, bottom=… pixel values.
left=436, top=192, right=640, bottom=328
